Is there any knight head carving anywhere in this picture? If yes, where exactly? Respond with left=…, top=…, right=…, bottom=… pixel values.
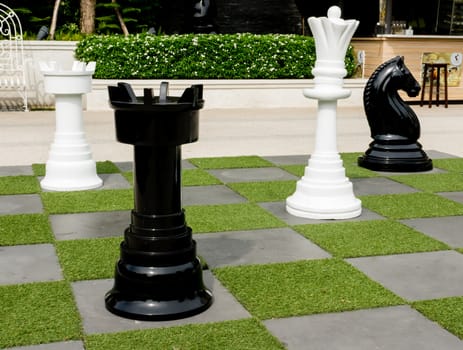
left=388, top=56, right=420, bottom=97
left=363, top=56, right=422, bottom=142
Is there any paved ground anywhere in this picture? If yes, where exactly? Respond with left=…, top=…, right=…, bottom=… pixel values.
left=1, top=104, right=463, bottom=166
left=1, top=151, right=463, bottom=348
left=1, top=104, right=463, bottom=349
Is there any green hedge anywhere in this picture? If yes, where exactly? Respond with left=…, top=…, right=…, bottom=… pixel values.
left=75, top=33, right=356, bottom=79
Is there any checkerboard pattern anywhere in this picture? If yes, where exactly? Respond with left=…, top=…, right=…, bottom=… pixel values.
left=1, top=152, right=463, bottom=349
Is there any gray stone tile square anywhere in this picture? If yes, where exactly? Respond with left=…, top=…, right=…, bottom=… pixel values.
left=438, top=191, right=463, bottom=205
left=401, top=216, right=463, bottom=248
left=0, top=165, right=33, bottom=176
left=352, top=177, right=418, bottom=196
left=72, top=272, right=250, bottom=335
left=0, top=194, right=43, bottom=215
left=207, top=167, right=298, bottom=183
left=0, top=244, right=62, bottom=285
left=50, top=211, right=130, bottom=240
left=264, top=305, right=463, bottom=350
left=195, top=228, right=330, bottom=268
left=262, top=155, right=308, bottom=166
left=114, top=161, right=132, bottom=173
left=426, top=150, right=459, bottom=159
left=5, top=341, right=84, bottom=350
left=98, top=173, right=131, bottom=189
left=182, top=185, right=246, bottom=206
left=374, top=167, right=446, bottom=176
left=182, top=159, right=197, bottom=169
left=347, top=250, right=463, bottom=301
left=258, top=201, right=384, bottom=225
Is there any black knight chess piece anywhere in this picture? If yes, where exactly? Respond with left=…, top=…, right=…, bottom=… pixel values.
left=358, top=56, right=433, bottom=172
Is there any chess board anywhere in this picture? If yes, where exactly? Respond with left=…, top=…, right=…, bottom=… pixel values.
left=1, top=152, right=463, bottom=349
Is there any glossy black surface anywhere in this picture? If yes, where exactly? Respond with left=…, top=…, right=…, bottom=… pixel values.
left=359, top=56, right=433, bottom=172
left=106, top=82, right=212, bottom=321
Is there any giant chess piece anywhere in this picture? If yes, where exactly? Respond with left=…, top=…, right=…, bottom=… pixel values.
left=105, top=82, right=213, bottom=320
left=39, top=61, right=102, bottom=191
left=358, top=56, right=433, bottom=172
left=286, top=6, right=361, bottom=219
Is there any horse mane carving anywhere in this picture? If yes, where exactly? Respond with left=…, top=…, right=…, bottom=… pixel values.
left=363, top=56, right=421, bottom=142
left=359, top=56, right=432, bottom=172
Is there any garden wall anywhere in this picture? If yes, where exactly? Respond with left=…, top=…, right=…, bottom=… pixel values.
left=88, top=79, right=367, bottom=110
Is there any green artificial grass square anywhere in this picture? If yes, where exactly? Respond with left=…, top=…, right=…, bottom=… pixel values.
left=341, top=153, right=379, bottom=178
left=122, top=171, right=133, bottom=185
left=186, top=203, right=286, bottom=233
left=214, top=259, right=403, bottom=319
left=85, top=318, right=284, bottom=350
left=346, top=165, right=378, bottom=179
left=183, top=169, right=222, bottom=186
left=388, top=173, right=463, bottom=192
left=189, top=156, right=274, bottom=169
left=0, top=214, right=53, bottom=246
left=32, top=161, right=121, bottom=177
left=32, top=163, right=45, bottom=176
left=0, top=176, right=40, bottom=195
left=96, top=161, right=121, bottom=174
left=122, top=171, right=133, bottom=186
left=0, top=281, right=82, bottom=348
left=413, top=297, right=463, bottom=339
left=41, top=189, right=133, bottom=214
left=433, top=158, right=463, bottom=173
left=360, top=192, right=463, bottom=219
left=280, top=164, right=305, bottom=177
left=340, top=152, right=364, bottom=163
left=294, top=220, right=449, bottom=258
left=56, top=237, right=122, bottom=281
left=228, top=180, right=296, bottom=202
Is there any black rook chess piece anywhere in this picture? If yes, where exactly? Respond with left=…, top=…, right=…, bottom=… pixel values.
left=105, top=82, right=213, bottom=320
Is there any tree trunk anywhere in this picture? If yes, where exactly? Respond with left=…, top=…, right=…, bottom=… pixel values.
left=80, top=0, right=96, bottom=34
left=112, top=0, right=129, bottom=36
left=49, top=0, right=61, bottom=39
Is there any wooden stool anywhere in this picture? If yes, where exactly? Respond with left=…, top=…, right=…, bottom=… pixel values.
left=420, top=63, right=448, bottom=108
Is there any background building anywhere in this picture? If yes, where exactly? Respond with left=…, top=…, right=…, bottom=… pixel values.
left=159, top=0, right=460, bottom=37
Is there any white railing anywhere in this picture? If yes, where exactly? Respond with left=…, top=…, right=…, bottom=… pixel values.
left=0, top=3, right=28, bottom=111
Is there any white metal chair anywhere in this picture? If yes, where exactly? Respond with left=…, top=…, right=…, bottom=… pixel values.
left=0, top=3, right=28, bottom=111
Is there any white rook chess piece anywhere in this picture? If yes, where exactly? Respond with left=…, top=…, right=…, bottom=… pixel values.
left=286, top=6, right=362, bottom=219
left=39, top=61, right=102, bottom=191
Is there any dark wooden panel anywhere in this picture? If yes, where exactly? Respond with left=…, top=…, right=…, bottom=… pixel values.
left=158, top=0, right=302, bottom=34
left=215, top=0, right=301, bottom=34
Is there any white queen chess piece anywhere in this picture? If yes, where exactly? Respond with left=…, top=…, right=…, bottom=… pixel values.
left=286, top=6, right=362, bottom=219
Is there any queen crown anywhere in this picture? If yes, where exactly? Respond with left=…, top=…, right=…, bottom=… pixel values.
left=308, top=6, right=359, bottom=62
